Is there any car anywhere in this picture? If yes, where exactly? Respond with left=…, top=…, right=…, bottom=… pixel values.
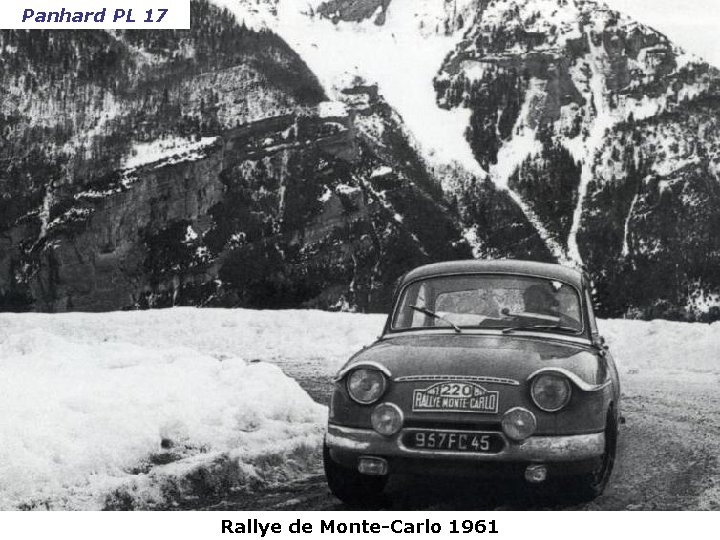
left=324, top=260, right=621, bottom=506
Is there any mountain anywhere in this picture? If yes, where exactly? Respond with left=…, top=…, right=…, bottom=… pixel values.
left=222, top=0, right=720, bottom=321
left=432, top=0, right=720, bottom=320
left=0, top=1, right=468, bottom=312
left=1, top=0, right=719, bottom=322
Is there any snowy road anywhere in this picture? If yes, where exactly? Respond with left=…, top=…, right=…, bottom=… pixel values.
left=214, top=317, right=720, bottom=511
left=188, top=366, right=720, bottom=511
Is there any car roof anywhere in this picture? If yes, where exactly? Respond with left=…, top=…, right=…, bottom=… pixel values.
left=401, top=260, right=585, bottom=289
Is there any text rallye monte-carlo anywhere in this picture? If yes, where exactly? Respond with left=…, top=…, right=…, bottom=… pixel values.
left=324, top=260, right=621, bottom=506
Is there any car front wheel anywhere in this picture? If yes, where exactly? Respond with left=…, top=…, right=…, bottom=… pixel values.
left=323, top=443, right=388, bottom=508
left=566, top=410, right=618, bottom=502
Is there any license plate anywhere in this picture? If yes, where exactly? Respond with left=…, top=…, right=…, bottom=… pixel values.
left=403, top=430, right=504, bottom=453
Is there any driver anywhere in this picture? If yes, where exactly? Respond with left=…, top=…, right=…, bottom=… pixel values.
left=523, top=284, right=560, bottom=317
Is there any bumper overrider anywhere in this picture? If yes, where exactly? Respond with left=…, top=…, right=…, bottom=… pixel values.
left=326, top=424, right=605, bottom=479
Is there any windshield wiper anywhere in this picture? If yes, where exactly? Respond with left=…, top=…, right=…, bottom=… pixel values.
left=410, top=305, right=463, bottom=334
left=502, top=325, right=579, bottom=335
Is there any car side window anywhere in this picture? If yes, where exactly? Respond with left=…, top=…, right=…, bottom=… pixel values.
left=585, top=289, right=599, bottom=335
left=411, top=284, right=428, bottom=326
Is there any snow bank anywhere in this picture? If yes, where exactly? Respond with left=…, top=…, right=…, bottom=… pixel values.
left=600, top=319, right=720, bottom=374
left=4, top=309, right=708, bottom=377
left=0, top=309, right=384, bottom=373
left=0, top=312, right=331, bottom=510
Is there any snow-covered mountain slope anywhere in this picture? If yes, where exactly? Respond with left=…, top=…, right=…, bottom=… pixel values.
left=219, top=0, right=486, bottom=177
left=1, top=307, right=719, bottom=508
left=0, top=1, right=470, bottom=314
left=435, top=0, right=717, bottom=254
left=220, top=0, right=720, bottom=321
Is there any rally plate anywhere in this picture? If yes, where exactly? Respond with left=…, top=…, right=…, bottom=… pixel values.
left=403, top=430, right=504, bottom=453
left=412, top=381, right=499, bottom=414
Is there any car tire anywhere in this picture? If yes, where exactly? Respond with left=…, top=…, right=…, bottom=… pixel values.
left=323, top=443, right=388, bottom=508
left=566, top=409, right=618, bottom=502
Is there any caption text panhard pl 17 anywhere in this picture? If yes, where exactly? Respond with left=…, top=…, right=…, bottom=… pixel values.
left=0, top=1, right=190, bottom=29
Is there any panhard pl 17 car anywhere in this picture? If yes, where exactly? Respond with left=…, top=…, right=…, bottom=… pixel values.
left=324, top=260, right=621, bottom=506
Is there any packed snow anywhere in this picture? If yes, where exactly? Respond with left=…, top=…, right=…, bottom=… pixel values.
left=318, top=100, right=348, bottom=118
left=1, top=308, right=718, bottom=509
left=0, top=309, right=336, bottom=510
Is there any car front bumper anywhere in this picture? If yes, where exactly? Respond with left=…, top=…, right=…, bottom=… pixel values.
left=326, top=424, right=605, bottom=477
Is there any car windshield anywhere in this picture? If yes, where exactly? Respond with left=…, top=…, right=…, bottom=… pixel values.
left=392, top=274, right=583, bottom=334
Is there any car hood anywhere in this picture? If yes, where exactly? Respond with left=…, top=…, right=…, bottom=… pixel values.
left=342, top=333, right=604, bottom=386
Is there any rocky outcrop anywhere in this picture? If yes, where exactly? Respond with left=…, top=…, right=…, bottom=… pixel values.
left=316, top=0, right=392, bottom=24
left=6, top=87, right=470, bottom=312
left=29, top=144, right=225, bottom=312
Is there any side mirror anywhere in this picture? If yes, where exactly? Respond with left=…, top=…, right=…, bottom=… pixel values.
left=593, top=335, right=609, bottom=353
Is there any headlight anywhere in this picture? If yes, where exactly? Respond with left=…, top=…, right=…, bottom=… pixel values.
left=531, top=373, right=572, bottom=412
left=371, top=403, right=403, bottom=436
left=346, top=369, right=387, bottom=404
left=502, top=407, right=537, bottom=441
